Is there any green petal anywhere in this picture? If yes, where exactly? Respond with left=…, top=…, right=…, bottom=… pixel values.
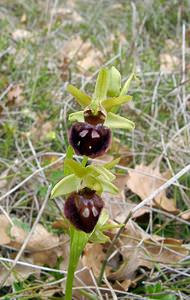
left=67, top=84, right=91, bottom=107
left=68, top=111, right=84, bottom=122
left=120, top=72, right=134, bottom=96
left=102, top=95, right=132, bottom=111
left=51, top=174, right=81, bottom=198
left=107, top=66, right=121, bottom=97
left=105, top=112, right=135, bottom=130
left=94, top=68, right=110, bottom=102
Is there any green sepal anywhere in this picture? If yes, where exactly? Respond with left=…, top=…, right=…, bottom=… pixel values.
left=107, top=66, right=121, bottom=97
left=105, top=112, right=135, bottom=130
left=102, top=95, right=132, bottom=111
left=64, top=146, right=75, bottom=176
left=68, top=111, right=84, bottom=123
left=67, top=84, right=91, bottom=107
left=104, top=157, right=120, bottom=169
left=51, top=174, right=81, bottom=198
left=83, top=174, right=103, bottom=194
left=94, top=68, right=110, bottom=102
left=89, top=228, right=110, bottom=244
left=90, top=210, right=110, bottom=244
left=120, top=72, right=134, bottom=96
left=64, top=158, right=87, bottom=178
left=87, top=165, right=115, bottom=181
left=90, top=210, right=121, bottom=244
left=95, top=175, right=118, bottom=194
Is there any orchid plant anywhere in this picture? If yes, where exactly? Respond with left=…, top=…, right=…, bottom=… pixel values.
left=51, top=66, right=135, bottom=300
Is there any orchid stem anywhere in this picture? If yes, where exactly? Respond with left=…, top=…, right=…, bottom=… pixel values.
left=65, top=227, right=89, bottom=300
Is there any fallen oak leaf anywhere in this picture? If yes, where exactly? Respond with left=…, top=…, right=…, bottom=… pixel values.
left=0, top=215, right=11, bottom=245
left=7, top=84, right=24, bottom=106
left=0, top=264, right=39, bottom=286
left=61, top=36, right=103, bottom=72
left=126, top=162, right=179, bottom=214
left=108, top=220, right=188, bottom=282
left=180, top=210, right=190, bottom=221
left=82, top=243, right=112, bottom=278
left=9, top=223, right=59, bottom=251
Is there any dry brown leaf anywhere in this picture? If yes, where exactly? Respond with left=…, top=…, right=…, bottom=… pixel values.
left=104, top=172, right=149, bottom=222
left=82, top=244, right=107, bottom=278
left=160, top=53, right=180, bottom=74
left=0, top=264, right=39, bottom=286
left=81, top=220, right=188, bottom=291
left=126, top=162, right=179, bottom=214
left=10, top=223, right=59, bottom=251
left=7, top=84, right=24, bottom=106
left=0, top=215, right=11, bottom=245
left=108, top=220, right=188, bottom=282
left=61, top=36, right=103, bottom=71
left=0, top=215, right=70, bottom=284
left=115, top=201, right=149, bottom=224
left=180, top=210, right=190, bottom=221
left=12, top=29, right=33, bottom=41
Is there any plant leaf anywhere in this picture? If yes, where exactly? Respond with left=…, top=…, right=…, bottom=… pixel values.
left=94, top=68, right=110, bottom=102
left=107, top=66, right=121, bottom=97
left=67, top=84, right=91, bottom=107
left=51, top=174, right=81, bottom=198
left=68, top=111, right=84, bottom=122
left=102, top=95, right=132, bottom=111
left=120, top=72, right=134, bottom=96
left=105, top=112, right=135, bottom=130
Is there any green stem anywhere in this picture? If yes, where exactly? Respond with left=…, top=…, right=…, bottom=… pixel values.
left=65, top=227, right=89, bottom=300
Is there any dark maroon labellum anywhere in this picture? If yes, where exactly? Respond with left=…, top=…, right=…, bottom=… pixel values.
left=64, top=188, right=104, bottom=233
left=84, top=109, right=106, bottom=125
left=69, top=122, right=111, bottom=158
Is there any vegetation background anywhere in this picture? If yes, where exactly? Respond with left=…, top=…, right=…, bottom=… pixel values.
left=0, top=0, right=190, bottom=299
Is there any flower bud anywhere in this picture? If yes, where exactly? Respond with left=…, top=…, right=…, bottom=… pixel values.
left=64, top=188, right=104, bottom=233
left=69, top=122, right=111, bottom=158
